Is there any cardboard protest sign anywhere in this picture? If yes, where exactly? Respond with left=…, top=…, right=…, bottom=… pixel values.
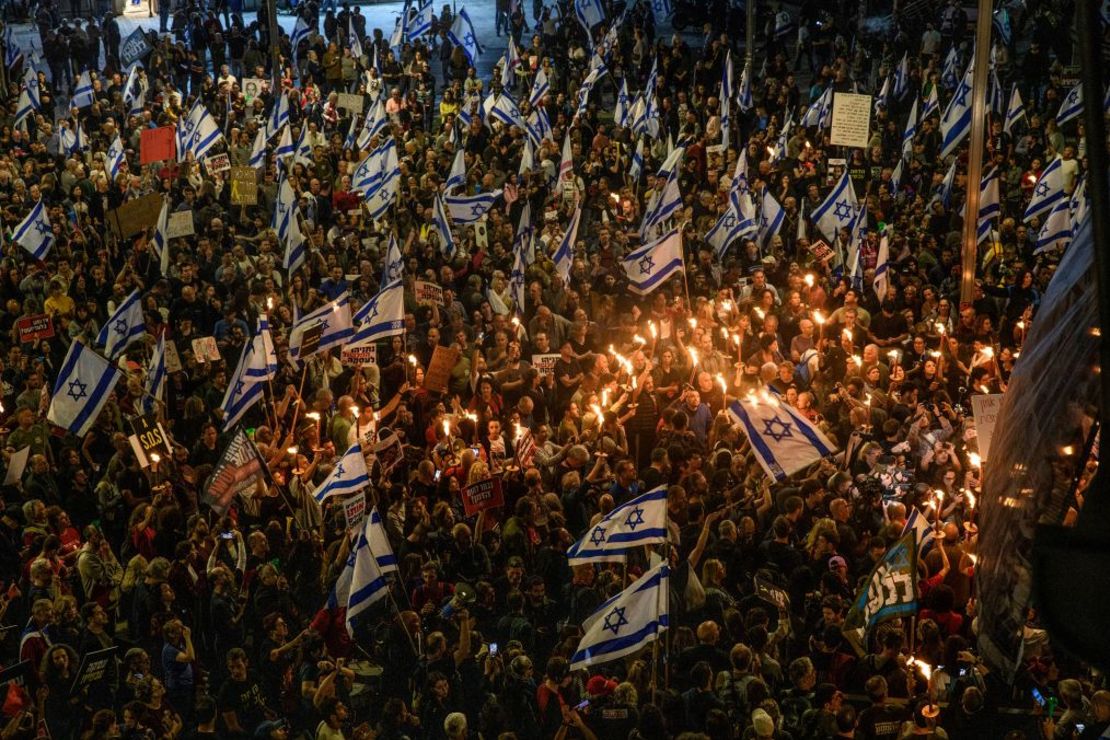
left=343, top=491, right=368, bottom=529
left=971, top=394, right=1005, bottom=460
left=71, top=646, right=118, bottom=694
left=531, top=354, right=560, bottom=378
left=754, top=575, right=790, bottom=611
left=140, top=126, right=176, bottom=164
left=423, top=346, right=460, bottom=393
left=337, top=92, right=364, bottom=113
left=191, top=337, right=221, bottom=363
left=204, top=152, right=231, bottom=174
left=163, top=339, right=183, bottom=373
left=16, top=314, right=54, bottom=343
left=241, top=77, right=266, bottom=103
left=461, top=476, right=505, bottom=517
left=129, top=413, right=173, bottom=461
left=230, top=166, right=259, bottom=205
left=341, top=344, right=377, bottom=366
left=107, top=193, right=164, bottom=239
left=414, top=280, right=444, bottom=305
left=830, top=92, right=872, bottom=149
left=166, top=210, right=195, bottom=239
left=2, top=446, right=30, bottom=487
left=808, top=239, right=835, bottom=262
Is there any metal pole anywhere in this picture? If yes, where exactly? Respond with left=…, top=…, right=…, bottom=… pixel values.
left=1078, top=0, right=1110, bottom=425
left=745, top=0, right=755, bottom=72
left=959, top=0, right=993, bottom=305
left=267, top=0, right=282, bottom=90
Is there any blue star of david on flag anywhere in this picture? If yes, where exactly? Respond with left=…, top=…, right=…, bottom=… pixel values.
left=113, top=318, right=129, bottom=335
left=638, top=255, right=655, bottom=275
left=589, top=526, right=607, bottom=545
left=624, top=507, right=645, bottom=530
left=953, top=81, right=971, bottom=108
left=334, top=463, right=346, bottom=478
left=34, top=220, right=51, bottom=237
left=603, top=606, right=629, bottom=635
left=762, top=416, right=794, bottom=442
left=66, top=378, right=88, bottom=402
left=833, top=200, right=855, bottom=221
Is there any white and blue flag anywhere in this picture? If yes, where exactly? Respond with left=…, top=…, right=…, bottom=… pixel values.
left=922, top=83, right=940, bottom=120
left=902, top=507, right=936, bottom=558
left=290, top=16, right=311, bottom=60
left=901, top=97, right=918, bottom=160
left=246, top=313, right=278, bottom=382
left=445, top=149, right=466, bottom=191
left=873, top=230, right=890, bottom=301
left=975, top=167, right=1001, bottom=243
left=59, top=122, right=86, bottom=155
left=345, top=511, right=389, bottom=633
left=3, top=26, right=23, bottom=70
left=705, top=205, right=750, bottom=259
left=220, top=340, right=266, bottom=431
left=105, top=134, right=126, bottom=181
left=1035, top=198, right=1072, bottom=254
left=622, top=229, right=684, bottom=296
left=811, top=169, right=860, bottom=242
left=720, top=50, right=732, bottom=147
left=615, top=78, right=632, bottom=128
left=640, top=171, right=682, bottom=238
left=575, top=0, right=606, bottom=33
left=358, top=98, right=390, bottom=150
left=567, top=486, right=668, bottom=564
left=151, top=197, right=171, bottom=276
left=351, top=279, right=405, bottom=343
left=448, top=8, right=481, bottom=67
left=288, top=293, right=354, bottom=362
left=553, top=205, right=581, bottom=284
left=268, top=92, right=291, bottom=138
left=408, top=2, right=435, bottom=40
left=940, top=59, right=974, bottom=158
left=177, top=102, right=224, bottom=161
left=942, top=47, right=960, bottom=90
left=446, top=189, right=501, bottom=224
left=367, top=507, right=398, bottom=573
left=47, top=341, right=123, bottom=437
left=935, top=157, right=957, bottom=208
left=142, top=333, right=167, bottom=416
left=72, top=71, right=95, bottom=109
left=381, top=233, right=404, bottom=285
left=727, top=392, right=836, bottom=481
left=1056, top=82, right=1083, bottom=126
left=570, top=562, right=669, bottom=671
left=737, top=62, right=752, bottom=112
left=273, top=123, right=295, bottom=160
left=1024, top=156, right=1066, bottom=223
left=892, top=52, right=910, bottom=100
left=530, top=67, right=550, bottom=109
left=249, top=128, right=267, bottom=168
left=758, top=188, right=785, bottom=248
left=629, top=137, right=645, bottom=181
left=433, top=194, right=455, bottom=259
left=314, top=442, right=370, bottom=503
left=97, top=289, right=146, bottom=360
left=13, top=200, right=54, bottom=260
left=1004, top=84, right=1025, bottom=134
left=489, top=92, right=525, bottom=129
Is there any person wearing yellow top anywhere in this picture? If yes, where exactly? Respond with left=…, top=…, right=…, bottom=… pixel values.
left=43, top=280, right=75, bottom=319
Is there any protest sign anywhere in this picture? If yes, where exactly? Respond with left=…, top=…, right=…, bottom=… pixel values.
left=830, top=92, right=872, bottom=149
left=2, top=446, right=30, bottom=487
left=337, top=92, right=364, bottom=113
left=163, top=339, right=183, bottom=373
left=140, top=126, right=175, bottom=164
left=241, top=77, right=266, bottom=103
left=204, top=152, right=231, bottom=174
left=414, top=280, right=444, bottom=305
left=166, top=210, right=195, bottom=239
left=971, top=393, right=1005, bottom=460
left=120, top=29, right=152, bottom=66
left=754, top=576, right=790, bottom=611
left=461, top=476, right=505, bottom=517
left=71, top=647, right=118, bottom=694
left=108, top=193, right=164, bottom=238
left=191, top=337, right=221, bottom=363
left=130, top=414, right=173, bottom=457
left=808, top=239, right=835, bottom=262
left=230, top=167, right=259, bottom=205
left=299, top=323, right=325, bottom=358
left=424, top=346, right=460, bottom=393
left=343, top=492, right=368, bottom=529
left=531, top=354, right=560, bottom=378
left=16, top=314, right=54, bottom=343
left=203, top=429, right=270, bottom=513
left=341, top=344, right=377, bottom=366
left=474, top=221, right=489, bottom=248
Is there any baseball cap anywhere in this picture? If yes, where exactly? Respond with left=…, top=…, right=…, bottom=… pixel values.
left=829, top=555, right=848, bottom=571
left=586, top=675, right=617, bottom=697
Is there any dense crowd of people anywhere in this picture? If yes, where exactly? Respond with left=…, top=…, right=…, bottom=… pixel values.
left=0, top=0, right=1102, bottom=737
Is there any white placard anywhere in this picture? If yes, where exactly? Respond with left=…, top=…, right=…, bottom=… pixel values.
left=830, top=92, right=873, bottom=149
left=166, top=210, right=195, bottom=239
left=2, top=446, right=30, bottom=487
left=971, top=393, right=1005, bottom=460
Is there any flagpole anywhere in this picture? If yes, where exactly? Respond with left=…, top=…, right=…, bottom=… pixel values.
left=959, top=0, right=993, bottom=305
left=287, top=362, right=311, bottom=438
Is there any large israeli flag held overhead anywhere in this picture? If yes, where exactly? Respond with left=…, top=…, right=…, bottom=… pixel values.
left=346, top=515, right=390, bottom=634
left=288, top=292, right=354, bottom=362
left=448, top=8, right=481, bottom=67
left=367, top=507, right=398, bottom=573
left=940, top=59, right=974, bottom=158
left=351, top=280, right=405, bottom=345
left=13, top=200, right=54, bottom=260
left=96, top=289, right=146, bottom=360
left=1024, top=157, right=1066, bottom=223
left=810, top=169, right=860, bottom=242
left=622, top=229, right=684, bottom=296
left=313, top=442, right=371, bottom=504
left=570, top=562, right=669, bottom=671
left=220, top=340, right=266, bottom=431
left=1056, top=82, right=1083, bottom=126
left=47, top=341, right=124, bottom=438
left=727, top=392, right=836, bottom=481
left=445, top=190, right=503, bottom=224
left=142, top=333, right=167, bottom=416
left=567, top=486, right=668, bottom=564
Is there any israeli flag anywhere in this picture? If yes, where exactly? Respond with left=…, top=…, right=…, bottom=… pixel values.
left=1057, top=82, right=1083, bottom=126
left=800, top=86, right=831, bottom=128
left=567, top=487, right=667, bottom=564
left=351, top=138, right=397, bottom=195
left=443, top=149, right=467, bottom=193
left=1071, top=176, right=1090, bottom=231
left=737, top=62, right=753, bottom=112
left=892, top=52, right=910, bottom=100
left=72, top=71, right=95, bottom=109
left=368, top=507, right=398, bottom=572
left=975, top=168, right=1001, bottom=243
left=220, top=340, right=266, bottom=431
left=152, top=197, right=171, bottom=276
left=509, top=245, right=526, bottom=315
left=615, top=78, right=632, bottom=128
left=381, top=233, right=404, bottom=286
left=655, top=146, right=685, bottom=181
left=433, top=194, right=455, bottom=259
left=513, top=203, right=535, bottom=266
left=921, top=83, right=939, bottom=120
left=408, top=2, right=435, bottom=40
left=97, top=289, right=146, bottom=360
left=177, top=102, right=224, bottom=161
left=720, top=51, right=732, bottom=147
left=346, top=512, right=389, bottom=634
left=873, top=230, right=890, bottom=301
left=249, top=128, right=267, bottom=168
left=364, top=157, right=402, bottom=222
left=13, top=200, right=54, bottom=260
left=1024, top=157, right=1066, bottom=223
left=275, top=123, right=295, bottom=161
left=14, top=88, right=35, bottom=129
left=123, top=65, right=145, bottom=116
left=1004, top=84, right=1025, bottom=134
left=705, top=206, right=748, bottom=259
left=47, top=341, right=123, bottom=438
left=59, top=122, right=86, bottom=155
left=901, top=507, right=936, bottom=558
left=575, top=64, right=607, bottom=120
left=729, top=150, right=756, bottom=224
left=811, top=170, right=860, bottom=242
left=890, top=158, right=905, bottom=194
left=289, top=293, right=354, bottom=362
left=941, top=47, right=960, bottom=90
left=4, top=26, right=23, bottom=70
left=290, top=16, right=311, bottom=60
left=293, top=123, right=313, bottom=166
left=502, top=37, right=521, bottom=88
left=315, top=442, right=371, bottom=503
left=389, top=12, right=406, bottom=51
left=246, top=313, right=279, bottom=382
left=940, top=59, right=973, bottom=158
left=575, top=0, right=606, bottom=32
left=553, top=206, right=581, bottom=284
left=489, top=92, right=524, bottom=129
left=518, top=138, right=535, bottom=175
left=622, top=229, right=684, bottom=296
left=101, top=134, right=124, bottom=182
left=448, top=8, right=482, bottom=67
left=1035, top=198, right=1072, bottom=254
left=728, top=393, right=836, bottom=481
left=629, top=136, right=645, bottom=181
left=349, top=16, right=364, bottom=60
left=993, top=8, right=1013, bottom=46
left=934, top=158, right=957, bottom=208
left=758, top=188, right=785, bottom=248
left=640, top=171, right=682, bottom=238
left=900, top=97, right=918, bottom=161
left=570, top=562, right=669, bottom=671
left=446, top=190, right=503, bottom=227
left=530, top=67, right=551, bottom=109
left=142, top=333, right=167, bottom=416
left=268, top=92, right=291, bottom=138
left=559, top=131, right=575, bottom=184
left=988, top=68, right=1004, bottom=115
left=525, top=107, right=552, bottom=147
left=358, top=98, right=389, bottom=150
left=874, top=76, right=890, bottom=112
left=351, top=280, right=405, bottom=347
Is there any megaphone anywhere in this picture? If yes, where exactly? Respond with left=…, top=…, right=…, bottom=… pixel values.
left=439, top=581, right=476, bottom=619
